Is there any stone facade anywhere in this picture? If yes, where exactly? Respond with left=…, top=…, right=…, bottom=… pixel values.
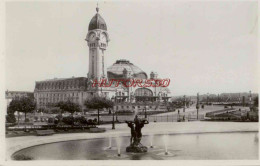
left=33, top=6, right=171, bottom=112
left=34, top=77, right=89, bottom=110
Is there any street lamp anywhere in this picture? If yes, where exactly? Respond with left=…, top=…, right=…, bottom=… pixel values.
left=144, top=91, right=149, bottom=118
left=249, top=90, right=252, bottom=111
left=183, top=95, right=186, bottom=113
left=115, top=105, right=118, bottom=122
left=112, top=107, right=115, bottom=129
left=182, top=95, right=186, bottom=121
left=207, top=93, right=209, bottom=105
left=145, top=105, right=148, bottom=118
left=111, top=96, right=115, bottom=129
left=196, top=93, right=200, bottom=120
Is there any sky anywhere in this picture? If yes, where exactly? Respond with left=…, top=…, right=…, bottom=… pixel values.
left=5, top=0, right=259, bottom=96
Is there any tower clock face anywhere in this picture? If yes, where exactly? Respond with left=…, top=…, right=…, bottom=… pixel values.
left=89, top=33, right=96, bottom=42
left=100, top=33, right=107, bottom=43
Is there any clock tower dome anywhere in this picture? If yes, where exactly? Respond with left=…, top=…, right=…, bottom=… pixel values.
left=85, top=6, right=110, bottom=81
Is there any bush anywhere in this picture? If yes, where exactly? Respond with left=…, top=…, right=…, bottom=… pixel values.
left=54, top=114, right=62, bottom=124
left=74, top=116, right=88, bottom=125
left=48, top=117, right=54, bottom=123
left=87, top=119, right=97, bottom=125
left=13, top=154, right=33, bottom=160
left=62, top=116, right=74, bottom=125
left=6, top=113, right=16, bottom=123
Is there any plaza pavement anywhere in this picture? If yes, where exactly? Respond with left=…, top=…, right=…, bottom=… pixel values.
left=6, top=121, right=258, bottom=160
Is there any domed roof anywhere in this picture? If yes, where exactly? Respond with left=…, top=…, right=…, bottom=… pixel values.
left=88, top=7, right=107, bottom=31
left=107, top=59, right=148, bottom=79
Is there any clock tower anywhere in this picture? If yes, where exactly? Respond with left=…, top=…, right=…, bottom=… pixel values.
left=86, top=6, right=110, bottom=81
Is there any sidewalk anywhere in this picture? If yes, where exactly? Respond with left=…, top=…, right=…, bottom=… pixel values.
left=6, top=121, right=258, bottom=160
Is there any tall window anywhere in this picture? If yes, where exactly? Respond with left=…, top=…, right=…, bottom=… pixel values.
left=92, top=50, right=95, bottom=76
left=102, top=54, right=104, bottom=76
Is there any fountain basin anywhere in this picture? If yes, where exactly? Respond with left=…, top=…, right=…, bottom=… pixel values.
left=126, top=143, right=148, bottom=153
left=11, top=132, right=258, bottom=160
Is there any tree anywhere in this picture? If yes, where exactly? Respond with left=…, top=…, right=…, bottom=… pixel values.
left=166, top=102, right=175, bottom=111
left=84, top=96, right=114, bottom=124
left=6, top=107, right=16, bottom=123
left=254, top=96, right=258, bottom=107
left=56, top=100, right=81, bottom=114
left=8, top=97, right=36, bottom=123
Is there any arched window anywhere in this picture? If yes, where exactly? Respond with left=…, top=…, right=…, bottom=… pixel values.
left=135, top=88, right=153, bottom=96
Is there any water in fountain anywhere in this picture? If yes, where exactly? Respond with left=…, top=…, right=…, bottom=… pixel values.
left=104, top=136, right=116, bottom=150
left=109, top=136, right=112, bottom=149
left=116, top=136, right=121, bottom=157
left=156, top=133, right=176, bottom=157
left=163, top=134, right=169, bottom=155
left=150, top=134, right=154, bottom=148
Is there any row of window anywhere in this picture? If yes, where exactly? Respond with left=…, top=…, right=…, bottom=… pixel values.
left=90, top=43, right=106, bottom=48
left=116, top=92, right=127, bottom=96
left=115, top=91, right=168, bottom=97
left=37, top=92, right=80, bottom=98
left=39, top=98, right=79, bottom=105
left=39, top=96, right=79, bottom=101
left=39, top=100, right=79, bottom=106
left=37, top=80, right=84, bottom=90
left=116, top=105, right=154, bottom=109
left=90, top=43, right=96, bottom=47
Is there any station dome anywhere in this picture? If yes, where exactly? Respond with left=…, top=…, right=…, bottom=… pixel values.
left=88, top=7, right=107, bottom=31
left=107, top=59, right=148, bottom=80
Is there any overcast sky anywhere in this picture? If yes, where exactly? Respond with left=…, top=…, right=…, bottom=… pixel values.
left=5, top=0, right=258, bottom=96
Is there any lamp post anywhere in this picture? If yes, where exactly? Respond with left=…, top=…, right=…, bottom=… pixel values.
left=145, top=105, right=148, bottom=118
left=207, top=93, right=209, bottom=105
left=144, top=91, right=148, bottom=118
left=249, top=90, right=252, bottom=111
left=238, top=93, right=241, bottom=105
left=196, top=93, right=200, bottom=120
left=112, top=108, right=115, bottom=129
left=116, top=106, right=118, bottom=122
left=111, top=96, right=115, bottom=129
left=183, top=95, right=186, bottom=112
